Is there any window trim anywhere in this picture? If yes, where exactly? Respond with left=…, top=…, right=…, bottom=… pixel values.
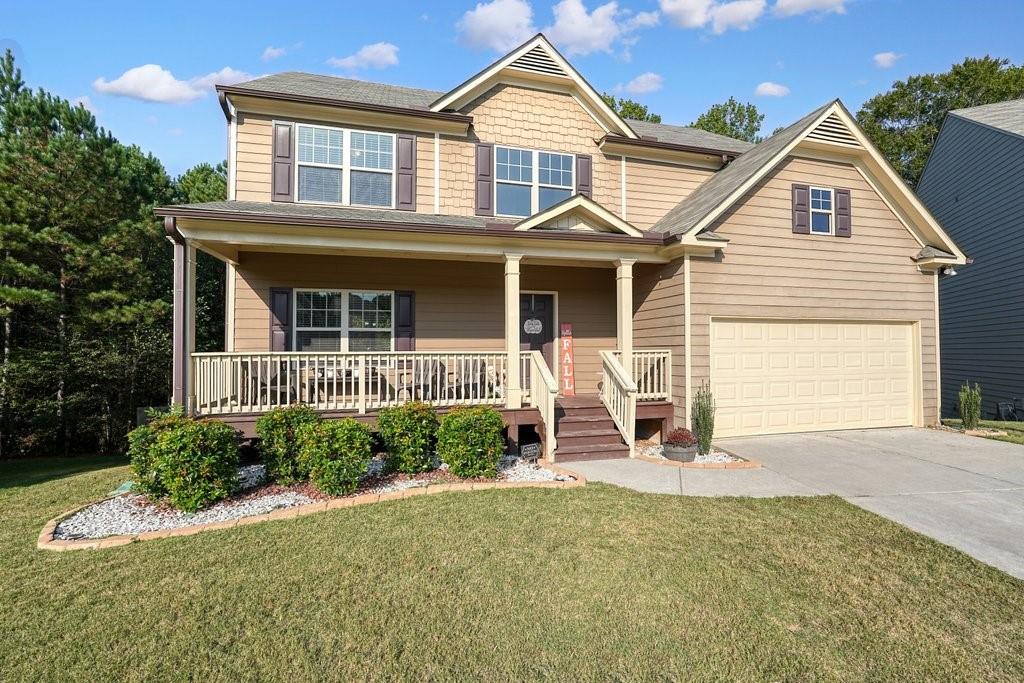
left=493, top=145, right=575, bottom=218
left=292, top=288, right=395, bottom=353
left=809, top=186, right=835, bottom=236
left=294, top=124, right=397, bottom=209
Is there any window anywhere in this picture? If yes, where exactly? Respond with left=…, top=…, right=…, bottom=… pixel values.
left=495, top=146, right=574, bottom=217
left=295, top=125, right=394, bottom=208
left=293, top=289, right=393, bottom=352
left=810, top=187, right=834, bottom=235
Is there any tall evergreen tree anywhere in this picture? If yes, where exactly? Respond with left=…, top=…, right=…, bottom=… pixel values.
left=0, top=49, right=173, bottom=456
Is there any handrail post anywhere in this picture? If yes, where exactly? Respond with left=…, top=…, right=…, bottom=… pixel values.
left=357, top=355, right=367, bottom=414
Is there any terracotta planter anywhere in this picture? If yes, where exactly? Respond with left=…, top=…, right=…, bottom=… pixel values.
left=663, top=444, right=699, bottom=462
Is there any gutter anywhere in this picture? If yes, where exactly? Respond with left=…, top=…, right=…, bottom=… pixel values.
left=599, top=134, right=744, bottom=160
left=154, top=206, right=668, bottom=247
left=215, top=85, right=474, bottom=125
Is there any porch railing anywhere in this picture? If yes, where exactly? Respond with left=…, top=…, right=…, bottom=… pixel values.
left=191, top=351, right=511, bottom=415
left=612, top=349, right=671, bottom=402
left=599, top=350, right=637, bottom=457
left=523, top=350, right=558, bottom=460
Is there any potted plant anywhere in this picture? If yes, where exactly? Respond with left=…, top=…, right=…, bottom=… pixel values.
left=663, top=428, right=699, bottom=462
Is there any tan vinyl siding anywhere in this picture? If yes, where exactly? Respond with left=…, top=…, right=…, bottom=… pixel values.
left=462, top=84, right=620, bottom=212
left=688, top=155, right=938, bottom=425
left=235, top=113, right=273, bottom=201
left=232, top=253, right=616, bottom=394
left=633, top=260, right=686, bottom=423
left=625, top=159, right=713, bottom=230
left=233, top=114, right=436, bottom=211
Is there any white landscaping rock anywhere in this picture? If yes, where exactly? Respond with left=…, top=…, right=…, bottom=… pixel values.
left=499, top=457, right=572, bottom=482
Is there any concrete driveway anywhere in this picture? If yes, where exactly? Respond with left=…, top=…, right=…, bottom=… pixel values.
left=568, top=428, right=1024, bottom=579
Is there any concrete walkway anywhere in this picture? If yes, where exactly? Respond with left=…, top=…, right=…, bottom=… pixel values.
left=568, top=428, right=1024, bottom=579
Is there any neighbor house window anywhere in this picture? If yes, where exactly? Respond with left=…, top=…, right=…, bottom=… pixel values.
left=293, top=289, right=394, bottom=352
left=296, top=125, right=395, bottom=208
left=495, top=146, right=574, bottom=217
left=810, top=187, right=834, bottom=235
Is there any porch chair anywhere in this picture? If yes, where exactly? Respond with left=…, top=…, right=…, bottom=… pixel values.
left=451, top=359, right=494, bottom=402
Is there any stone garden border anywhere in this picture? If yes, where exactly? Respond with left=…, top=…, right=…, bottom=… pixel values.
left=38, top=462, right=585, bottom=552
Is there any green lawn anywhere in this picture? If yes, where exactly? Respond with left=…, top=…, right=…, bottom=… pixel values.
left=3, top=458, right=1024, bottom=682
left=943, top=418, right=1024, bottom=445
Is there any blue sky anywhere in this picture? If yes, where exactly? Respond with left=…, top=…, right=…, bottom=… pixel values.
left=5, top=0, right=1023, bottom=176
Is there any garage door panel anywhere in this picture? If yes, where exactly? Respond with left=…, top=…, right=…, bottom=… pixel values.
left=712, top=319, right=915, bottom=437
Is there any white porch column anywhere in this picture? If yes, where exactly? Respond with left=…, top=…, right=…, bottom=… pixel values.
left=504, top=253, right=523, bottom=409
left=615, top=258, right=636, bottom=376
left=171, top=240, right=196, bottom=411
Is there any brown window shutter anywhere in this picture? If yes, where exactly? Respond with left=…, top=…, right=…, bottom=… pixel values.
left=791, top=183, right=810, bottom=234
left=269, top=288, right=293, bottom=351
left=474, top=143, right=494, bottom=216
left=835, top=188, right=852, bottom=237
left=394, top=291, right=415, bottom=351
left=395, top=134, right=416, bottom=211
left=271, top=122, right=294, bottom=202
left=576, top=154, right=592, bottom=198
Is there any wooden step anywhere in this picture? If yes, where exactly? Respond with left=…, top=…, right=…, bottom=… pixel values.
left=555, top=442, right=630, bottom=462
left=556, top=415, right=616, bottom=434
left=555, top=405, right=610, bottom=419
left=554, top=428, right=624, bottom=448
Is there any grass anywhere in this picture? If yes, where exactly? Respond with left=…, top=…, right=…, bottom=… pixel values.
left=2, top=458, right=1024, bottom=682
left=943, top=418, right=1024, bottom=445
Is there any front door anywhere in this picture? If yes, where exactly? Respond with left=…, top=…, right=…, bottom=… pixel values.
left=520, top=294, right=555, bottom=371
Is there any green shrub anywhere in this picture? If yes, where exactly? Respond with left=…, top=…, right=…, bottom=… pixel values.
left=691, top=382, right=716, bottom=455
left=255, top=405, right=321, bottom=484
left=377, top=402, right=439, bottom=473
left=146, top=418, right=240, bottom=512
left=959, top=382, right=982, bottom=431
left=437, top=407, right=505, bottom=478
left=297, top=419, right=374, bottom=495
left=127, top=406, right=189, bottom=498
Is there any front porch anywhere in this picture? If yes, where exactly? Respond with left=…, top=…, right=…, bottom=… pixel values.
left=163, top=208, right=674, bottom=460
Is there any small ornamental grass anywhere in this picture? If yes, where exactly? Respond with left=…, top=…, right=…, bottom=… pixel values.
left=437, top=406, right=505, bottom=478
left=691, top=382, right=716, bottom=455
left=255, top=405, right=321, bottom=484
left=664, top=427, right=697, bottom=448
left=959, top=382, right=982, bottom=431
left=377, top=402, right=439, bottom=474
left=296, top=418, right=374, bottom=496
left=128, top=410, right=240, bottom=512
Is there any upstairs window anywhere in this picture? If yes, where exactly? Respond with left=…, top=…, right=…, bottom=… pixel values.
left=296, top=125, right=395, bottom=208
left=810, top=187, right=834, bottom=235
left=495, top=146, right=574, bottom=217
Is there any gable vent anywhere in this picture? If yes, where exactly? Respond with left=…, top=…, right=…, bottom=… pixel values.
left=806, top=112, right=861, bottom=147
left=508, top=45, right=568, bottom=78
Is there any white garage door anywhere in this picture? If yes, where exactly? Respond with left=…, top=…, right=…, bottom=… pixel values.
left=711, top=319, right=915, bottom=438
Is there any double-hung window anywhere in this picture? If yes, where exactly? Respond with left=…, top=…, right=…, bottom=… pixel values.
left=296, top=124, right=395, bottom=208
left=809, top=187, right=834, bottom=235
left=495, top=145, right=574, bottom=217
left=293, top=289, right=394, bottom=352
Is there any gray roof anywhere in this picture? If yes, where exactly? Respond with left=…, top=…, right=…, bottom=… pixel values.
left=626, top=119, right=754, bottom=154
left=650, top=102, right=834, bottom=237
left=227, top=72, right=755, bottom=154
left=159, top=200, right=510, bottom=228
left=950, top=99, right=1024, bottom=138
left=227, top=72, right=442, bottom=111
left=915, top=245, right=956, bottom=260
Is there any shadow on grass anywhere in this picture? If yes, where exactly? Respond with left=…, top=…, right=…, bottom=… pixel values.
left=0, top=455, right=127, bottom=490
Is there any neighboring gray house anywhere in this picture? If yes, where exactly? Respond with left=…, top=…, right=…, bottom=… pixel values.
left=918, top=99, right=1024, bottom=418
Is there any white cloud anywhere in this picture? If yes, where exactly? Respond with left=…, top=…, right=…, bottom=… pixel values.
left=660, top=0, right=713, bottom=28
left=773, top=0, right=846, bottom=17
left=624, top=9, right=660, bottom=30
left=93, top=64, right=255, bottom=103
left=457, top=0, right=537, bottom=52
left=72, top=95, right=97, bottom=113
left=262, top=45, right=286, bottom=61
left=755, top=80, right=790, bottom=96
left=545, top=0, right=623, bottom=56
left=327, top=42, right=400, bottom=70
left=167, top=127, right=184, bottom=137
left=873, top=51, right=903, bottom=68
left=709, top=0, right=766, bottom=33
left=622, top=71, right=664, bottom=94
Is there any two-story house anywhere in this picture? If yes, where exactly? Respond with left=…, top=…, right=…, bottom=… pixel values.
left=156, top=34, right=966, bottom=461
